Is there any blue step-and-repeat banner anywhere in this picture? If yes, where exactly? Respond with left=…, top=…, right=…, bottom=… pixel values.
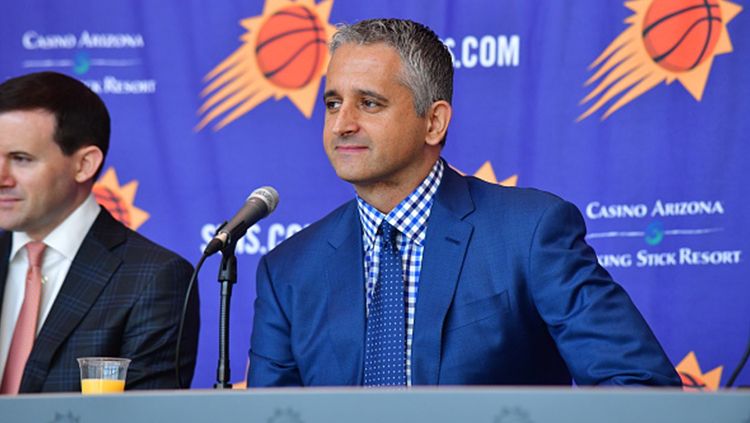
left=1, top=0, right=748, bottom=389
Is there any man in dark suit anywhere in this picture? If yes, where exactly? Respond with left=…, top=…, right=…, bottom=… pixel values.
left=248, top=19, right=681, bottom=387
left=0, top=71, right=199, bottom=393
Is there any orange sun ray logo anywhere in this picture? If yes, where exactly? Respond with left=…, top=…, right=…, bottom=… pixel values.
left=93, top=167, right=150, bottom=230
left=676, top=351, right=723, bottom=391
left=578, top=0, right=742, bottom=121
left=196, top=0, right=336, bottom=131
left=452, top=161, right=518, bottom=187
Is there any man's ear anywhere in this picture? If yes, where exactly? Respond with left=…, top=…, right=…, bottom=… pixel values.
left=425, top=100, right=452, bottom=147
left=73, top=145, right=104, bottom=184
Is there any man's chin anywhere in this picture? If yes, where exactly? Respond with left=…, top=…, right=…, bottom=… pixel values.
left=333, top=167, right=364, bottom=184
left=0, top=220, right=22, bottom=233
left=0, top=214, right=34, bottom=234
left=334, top=170, right=373, bottom=186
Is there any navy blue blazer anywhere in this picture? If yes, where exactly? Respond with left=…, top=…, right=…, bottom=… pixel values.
left=0, top=208, right=200, bottom=392
left=248, top=166, right=680, bottom=386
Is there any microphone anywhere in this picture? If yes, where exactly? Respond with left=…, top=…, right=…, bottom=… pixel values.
left=203, top=186, right=279, bottom=256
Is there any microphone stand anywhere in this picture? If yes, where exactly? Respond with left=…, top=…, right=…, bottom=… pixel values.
left=214, top=234, right=237, bottom=389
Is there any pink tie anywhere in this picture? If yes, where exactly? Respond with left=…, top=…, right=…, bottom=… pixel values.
left=1, top=241, right=46, bottom=394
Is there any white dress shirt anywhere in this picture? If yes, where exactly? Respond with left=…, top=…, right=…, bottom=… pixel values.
left=0, top=194, right=100, bottom=380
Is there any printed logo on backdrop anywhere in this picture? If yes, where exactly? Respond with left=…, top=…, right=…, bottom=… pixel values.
left=452, top=161, right=518, bottom=187
left=585, top=198, right=742, bottom=269
left=578, top=0, right=742, bottom=121
left=442, top=34, right=520, bottom=69
left=196, top=0, right=336, bottom=131
left=20, top=29, right=156, bottom=95
left=676, top=351, right=723, bottom=391
left=93, top=168, right=150, bottom=230
left=198, top=162, right=516, bottom=255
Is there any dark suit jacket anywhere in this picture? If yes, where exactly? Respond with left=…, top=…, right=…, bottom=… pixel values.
left=248, top=165, right=681, bottom=387
left=0, top=208, right=200, bottom=392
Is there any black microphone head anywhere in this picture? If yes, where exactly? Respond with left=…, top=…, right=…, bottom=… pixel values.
left=249, top=186, right=279, bottom=213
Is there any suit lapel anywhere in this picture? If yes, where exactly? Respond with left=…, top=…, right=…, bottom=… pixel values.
left=325, top=202, right=366, bottom=385
left=21, top=208, right=125, bottom=392
left=412, top=167, right=474, bottom=385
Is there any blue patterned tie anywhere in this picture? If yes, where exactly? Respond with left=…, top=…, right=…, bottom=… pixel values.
left=364, top=221, right=406, bottom=386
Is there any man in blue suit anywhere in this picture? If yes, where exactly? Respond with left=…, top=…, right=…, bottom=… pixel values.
left=0, top=72, right=199, bottom=393
left=248, top=19, right=681, bottom=387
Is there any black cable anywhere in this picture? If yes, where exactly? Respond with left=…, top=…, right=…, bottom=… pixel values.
left=726, top=334, right=750, bottom=388
left=175, top=253, right=207, bottom=389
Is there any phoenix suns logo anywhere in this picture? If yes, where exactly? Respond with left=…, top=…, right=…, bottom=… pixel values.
left=676, top=351, right=723, bottom=391
left=93, top=168, right=150, bottom=230
left=454, top=162, right=518, bottom=187
left=196, top=0, right=336, bottom=131
left=579, top=0, right=742, bottom=121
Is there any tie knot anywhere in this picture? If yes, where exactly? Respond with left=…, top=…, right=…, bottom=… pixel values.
left=379, top=222, right=398, bottom=245
left=25, top=241, right=46, bottom=267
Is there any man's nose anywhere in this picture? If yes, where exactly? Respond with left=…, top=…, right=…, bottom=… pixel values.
left=330, top=104, right=359, bottom=137
left=0, top=161, right=14, bottom=187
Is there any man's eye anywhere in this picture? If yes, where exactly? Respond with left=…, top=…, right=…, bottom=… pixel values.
left=325, top=99, right=341, bottom=111
left=12, top=155, right=32, bottom=163
left=362, top=99, right=380, bottom=109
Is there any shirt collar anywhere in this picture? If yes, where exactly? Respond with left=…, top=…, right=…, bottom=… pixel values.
left=358, top=159, right=444, bottom=247
left=11, top=194, right=101, bottom=262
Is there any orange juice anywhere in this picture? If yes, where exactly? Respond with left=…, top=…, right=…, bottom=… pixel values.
left=81, top=378, right=125, bottom=394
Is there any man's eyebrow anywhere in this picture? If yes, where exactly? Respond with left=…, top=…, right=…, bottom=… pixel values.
left=323, top=88, right=389, bottom=103
left=357, top=89, right=388, bottom=103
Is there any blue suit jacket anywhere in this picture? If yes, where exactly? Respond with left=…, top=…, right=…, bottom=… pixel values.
left=0, top=208, right=200, bottom=392
left=248, top=166, right=680, bottom=386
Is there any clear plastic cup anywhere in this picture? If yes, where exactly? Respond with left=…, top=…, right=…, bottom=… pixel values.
left=76, top=357, right=131, bottom=394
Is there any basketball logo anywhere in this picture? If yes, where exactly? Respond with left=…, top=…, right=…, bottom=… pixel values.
left=642, top=0, right=722, bottom=72
left=93, top=168, right=150, bottom=230
left=675, top=351, right=723, bottom=391
left=255, top=6, right=327, bottom=89
left=578, top=0, right=741, bottom=121
left=451, top=161, right=518, bottom=187
left=197, top=0, right=336, bottom=132
left=94, top=186, right=132, bottom=228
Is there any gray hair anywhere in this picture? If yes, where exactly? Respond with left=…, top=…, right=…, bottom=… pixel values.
left=330, top=18, right=453, bottom=117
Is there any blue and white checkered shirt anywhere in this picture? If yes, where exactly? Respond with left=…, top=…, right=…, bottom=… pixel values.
left=357, top=159, right=444, bottom=386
